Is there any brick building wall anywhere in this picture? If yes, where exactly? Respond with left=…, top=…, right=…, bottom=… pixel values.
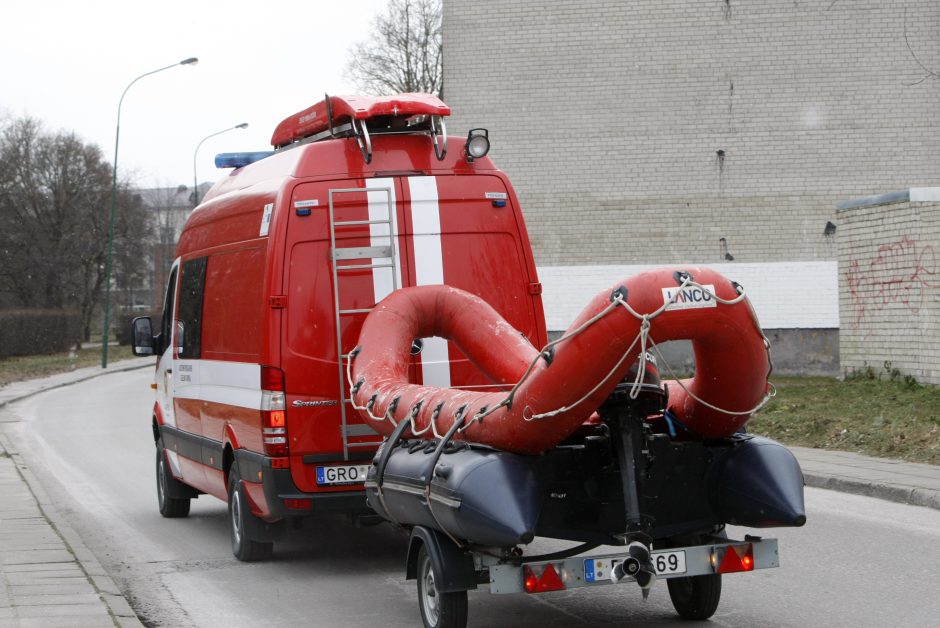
left=443, top=0, right=940, bottom=266
left=837, top=190, right=940, bottom=385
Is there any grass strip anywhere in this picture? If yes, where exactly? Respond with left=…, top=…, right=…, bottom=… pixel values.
left=750, top=374, right=940, bottom=465
left=0, top=345, right=135, bottom=387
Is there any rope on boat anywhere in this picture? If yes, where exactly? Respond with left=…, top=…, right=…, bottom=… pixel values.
left=345, top=274, right=776, bottom=437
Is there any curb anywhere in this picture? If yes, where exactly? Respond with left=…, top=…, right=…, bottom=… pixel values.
left=802, top=471, right=940, bottom=510
left=0, top=432, right=145, bottom=628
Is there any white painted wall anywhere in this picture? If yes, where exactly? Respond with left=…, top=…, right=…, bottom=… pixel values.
left=539, top=262, right=839, bottom=331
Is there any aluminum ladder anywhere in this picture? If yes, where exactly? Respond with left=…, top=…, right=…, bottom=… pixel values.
left=328, top=186, right=398, bottom=459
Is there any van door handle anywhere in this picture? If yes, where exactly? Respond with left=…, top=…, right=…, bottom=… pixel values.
left=166, top=369, right=173, bottom=374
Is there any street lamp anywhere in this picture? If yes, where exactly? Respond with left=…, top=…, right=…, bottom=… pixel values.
left=101, top=57, right=198, bottom=368
left=192, top=122, right=248, bottom=207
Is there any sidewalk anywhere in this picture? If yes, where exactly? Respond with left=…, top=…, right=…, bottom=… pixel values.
left=0, top=359, right=152, bottom=627
left=792, top=446, right=940, bottom=510
left=0, top=360, right=937, bottom=626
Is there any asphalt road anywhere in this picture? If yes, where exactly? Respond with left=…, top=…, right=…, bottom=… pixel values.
left=3, top=368, right=939, bottom=627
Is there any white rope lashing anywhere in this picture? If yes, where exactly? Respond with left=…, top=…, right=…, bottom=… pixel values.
left=346, top=275, right=776, bottom=437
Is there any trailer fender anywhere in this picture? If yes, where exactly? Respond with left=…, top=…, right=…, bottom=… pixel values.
left=405, top=527, right=477, bottom=593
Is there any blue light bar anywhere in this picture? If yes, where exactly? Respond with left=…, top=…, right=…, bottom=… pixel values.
left=215, top=151, right=274, bottom=169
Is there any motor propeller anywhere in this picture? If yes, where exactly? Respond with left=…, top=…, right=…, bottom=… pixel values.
left=610, top=542, right=657, bottom=600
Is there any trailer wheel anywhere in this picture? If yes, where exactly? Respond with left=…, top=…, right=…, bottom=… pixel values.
left=416, top=546, right=468, bottom=628
left=228, top=466, right=273, bottom=562
left=155, top=445, right=190, bottom=518
left=667, top=573, right=722, bottom=620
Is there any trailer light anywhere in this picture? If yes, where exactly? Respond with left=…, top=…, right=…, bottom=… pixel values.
left=465, top=128, right=490, bottom=162
left=716, top=543, right=755, bottom=574
left=522, top=565, right=539, bottom=593
left=522, top=564, right=565, bottom=593
left=524, top=568, right=538, bottom=593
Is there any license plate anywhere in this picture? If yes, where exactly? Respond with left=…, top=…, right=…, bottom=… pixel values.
left=652, top=550, right=686, bottom=575
left=584, top=550, right=686, bottom=583
left=315, top=464, right=370, bottom=485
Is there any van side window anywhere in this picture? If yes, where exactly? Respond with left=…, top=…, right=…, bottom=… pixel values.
left=178, top=257, right=208, bottom=358
left=161, top=267, right=178, bottom=352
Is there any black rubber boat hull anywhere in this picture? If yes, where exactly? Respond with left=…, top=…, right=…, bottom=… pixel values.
left=365, top=443, right=542, bottom=548
left=710, top=436, right=807, bottom=528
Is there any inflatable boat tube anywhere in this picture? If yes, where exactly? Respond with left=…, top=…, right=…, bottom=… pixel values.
left=351, top=267, right=770, bottom=454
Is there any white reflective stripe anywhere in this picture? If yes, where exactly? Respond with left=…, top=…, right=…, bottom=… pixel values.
left=407, top=176, right=451, bottom=389
left=419, top=337, right=451, bottom=388
left=367, top=178, right=400, bottom=303
left=408, top=176, right=443, bottom=277
left=171, top=360, right=264, bottom=410
left=197, top=360, right=260, bottom=388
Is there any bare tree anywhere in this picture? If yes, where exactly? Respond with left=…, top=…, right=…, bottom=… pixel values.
left=347, top=0, right=443, bottom=97
left=0, top=116, right=150, bottom=340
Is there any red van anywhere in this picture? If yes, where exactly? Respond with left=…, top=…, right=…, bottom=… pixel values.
left=132, top=94, right=547, bottom=560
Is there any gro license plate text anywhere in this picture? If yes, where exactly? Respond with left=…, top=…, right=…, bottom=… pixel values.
left=316, top=464, right=370, bottom=485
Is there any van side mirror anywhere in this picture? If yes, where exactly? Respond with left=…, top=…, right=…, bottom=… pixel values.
left=176, top=321, right=185, bottom=356
left=132, top=317, right=155, bottom=356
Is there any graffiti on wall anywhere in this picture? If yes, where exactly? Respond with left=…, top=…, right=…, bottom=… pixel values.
left=845, top=236, right=939, bottom=326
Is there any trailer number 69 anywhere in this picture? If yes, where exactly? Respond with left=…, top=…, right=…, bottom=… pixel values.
left=653, top=550, right=687, bottom=575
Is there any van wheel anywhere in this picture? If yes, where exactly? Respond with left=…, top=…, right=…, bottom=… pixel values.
left=228, top=466, right=273, bottom=561
left=156, top=445, right=190, bottom=518
left=416, top=546, right=468, bottom=628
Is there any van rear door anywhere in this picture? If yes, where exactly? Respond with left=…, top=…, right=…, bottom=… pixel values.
left=280, top=177, right=411, bottom=493
left=399, top=174, right=547, bottom=391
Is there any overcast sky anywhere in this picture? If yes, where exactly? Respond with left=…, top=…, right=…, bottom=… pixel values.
left=1, top=0, right=387, bottom=189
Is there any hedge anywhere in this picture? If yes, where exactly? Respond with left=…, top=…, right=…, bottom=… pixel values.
left=0, top=309, right=82, bottom=358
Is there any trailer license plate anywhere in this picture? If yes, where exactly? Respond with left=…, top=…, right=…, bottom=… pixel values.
left=653, top=550, right=687, bottom=575
left=584, top=551, right=686, bottom=583
left=316, top=464, right=370, bottom=485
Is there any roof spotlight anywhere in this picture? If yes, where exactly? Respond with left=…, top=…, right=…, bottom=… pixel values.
left=465, top=128, right=490, bottom=162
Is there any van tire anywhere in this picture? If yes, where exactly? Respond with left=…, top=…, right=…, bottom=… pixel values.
left=228, top=466, right=274, bottom=561
left=156, top=445, right=191, bottom=518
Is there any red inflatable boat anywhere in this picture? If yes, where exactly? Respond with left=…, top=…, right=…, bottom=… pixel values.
left=350, top=266, right=771, bottom=454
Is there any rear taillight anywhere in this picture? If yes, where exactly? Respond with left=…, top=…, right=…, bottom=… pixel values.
left=523, top=563, right=566, bottom=593
left=261, top=366, right=288, bottom=456
left=713, top=543, right=755, bottom=574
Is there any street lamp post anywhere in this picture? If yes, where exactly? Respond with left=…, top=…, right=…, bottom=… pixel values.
left=101, top=57, right=198, bottom=368
left=192, top=122, right=248, bottom=207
